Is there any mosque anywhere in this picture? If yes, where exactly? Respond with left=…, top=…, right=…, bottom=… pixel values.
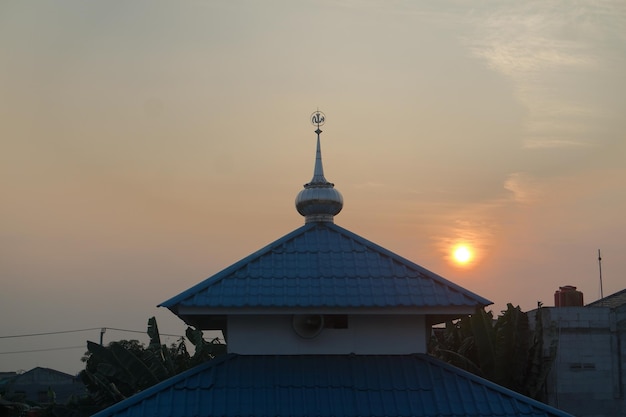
left=93, top=112, right=574, bottom=417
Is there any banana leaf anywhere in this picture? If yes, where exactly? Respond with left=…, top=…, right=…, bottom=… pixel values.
left=146, top=316, right=177, bottom=376
left=82, top=368, right=125, bottom=406
left=469, top=308, right=497, bottom=378
left=110, top=342, right=159, bottom=389
left=525, top=307, right=557, bottom=399
left=147, top=316, right=162, bottom=352
left=494, top=304, right=530, bottom=389
left=86, top=340, right=118, bottom=368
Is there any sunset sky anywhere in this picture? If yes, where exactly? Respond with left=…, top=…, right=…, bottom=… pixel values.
left=1, top=1, right=625, bottom=375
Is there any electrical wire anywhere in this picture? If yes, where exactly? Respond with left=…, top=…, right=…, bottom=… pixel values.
left=0, top=327, right=184, bottom=339
left=0, top=346, right=86, bottom=355
left=105, top=327, right=184, bottom=337
left=0, top=327, right=187, bottom=355
left=0, top=328, right=102, bottom=339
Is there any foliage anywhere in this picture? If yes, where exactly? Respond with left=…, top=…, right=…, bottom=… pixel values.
left=0, top=390, right=100, bottom=417
left=79, top=317, right=226, bottom=410
left=429, top=304, right=556, bottom=400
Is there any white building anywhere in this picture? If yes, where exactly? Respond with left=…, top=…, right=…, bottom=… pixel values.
left=531, top=287, right=626, bottom=417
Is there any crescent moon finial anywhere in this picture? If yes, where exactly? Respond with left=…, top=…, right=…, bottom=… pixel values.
left=310, top=110, right=325, bottom=134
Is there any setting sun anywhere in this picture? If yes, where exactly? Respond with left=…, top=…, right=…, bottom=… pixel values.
left=452, top=245, right=473, bottom=265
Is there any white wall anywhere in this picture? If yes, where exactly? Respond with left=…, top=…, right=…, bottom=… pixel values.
left=226, top=314, right=427, bottom=355
left=531, top=307, right=625, bottom=417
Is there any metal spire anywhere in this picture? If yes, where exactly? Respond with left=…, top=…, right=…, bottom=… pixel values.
left=295, top=110, right=343, bottom=223
left=308, top=110, right=331, bottom=186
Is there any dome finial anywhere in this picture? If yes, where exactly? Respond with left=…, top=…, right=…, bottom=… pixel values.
left=295, top=111, right=343, bottom=223
left=310, top=110, right=329, bottom=185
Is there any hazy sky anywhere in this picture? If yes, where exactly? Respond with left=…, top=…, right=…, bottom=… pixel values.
left=1, top=1, right=625, bottom=375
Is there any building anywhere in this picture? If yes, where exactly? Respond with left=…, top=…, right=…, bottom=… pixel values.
left=0, top=367, right=85, bottom=405
left=93, top=112, right=574, bottom=417
left=531, top=287, right=626, bottom=417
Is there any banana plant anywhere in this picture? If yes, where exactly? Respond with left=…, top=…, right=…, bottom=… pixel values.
left=429, top=304, right=555, bottom=401
left=80, top=317, right=226, bottom=408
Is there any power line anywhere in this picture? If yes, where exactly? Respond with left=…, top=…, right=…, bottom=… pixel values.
left=0, top=327, right=184, bottom=339
left=105, top=327, right=184, bottom=337
left=0, top=328, right=101, bottom=339
left=0, top=346, right=86, bottom=355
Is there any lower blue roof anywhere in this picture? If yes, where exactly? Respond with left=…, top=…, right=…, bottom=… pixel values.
left=93, top=354, right=574, bottom=417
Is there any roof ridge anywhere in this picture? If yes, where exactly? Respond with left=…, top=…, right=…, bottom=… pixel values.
left=159, top=223, right=317, bottom=308
left=326, top=223, right=492, bottom=306
left=161, top=222, right=492, bottom=312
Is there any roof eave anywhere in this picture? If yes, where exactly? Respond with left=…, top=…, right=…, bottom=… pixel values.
left=172, top=305, right=484, bottom=330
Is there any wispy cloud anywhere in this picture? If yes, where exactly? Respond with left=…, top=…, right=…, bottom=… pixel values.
left=503, top=172, right=541, bottom=204
left=523, top=139, right=592, bottom=149
left=466, top=3, right=599, bottom=75
left=463, top=1, right=624, bottom=150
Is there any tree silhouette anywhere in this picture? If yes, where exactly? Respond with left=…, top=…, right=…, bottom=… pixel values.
left=80, top=317, right=225, bottom=410
left=429, top=304, right=556, bottom=401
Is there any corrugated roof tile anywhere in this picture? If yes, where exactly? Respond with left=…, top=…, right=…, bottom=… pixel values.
left=93, top=354, right=575, bottom=417
left=160, top=222, right=492, bottom=311
left=586, top=288, right=626, bottom=308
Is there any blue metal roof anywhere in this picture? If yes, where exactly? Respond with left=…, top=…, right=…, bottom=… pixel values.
left=160, top=222, right=491, bottom=312
left=92, top=354, right=574, bottom=417
left=586, top=288, right=626, bottom=308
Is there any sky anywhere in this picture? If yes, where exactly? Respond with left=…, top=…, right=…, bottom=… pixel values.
left=1, top=1, right=625, bottom=375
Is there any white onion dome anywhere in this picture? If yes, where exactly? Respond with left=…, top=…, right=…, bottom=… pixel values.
left=295, top=116, right=343, bottom=223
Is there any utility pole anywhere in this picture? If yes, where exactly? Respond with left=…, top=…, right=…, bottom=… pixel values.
left=598, top=249, right=604, bottom=300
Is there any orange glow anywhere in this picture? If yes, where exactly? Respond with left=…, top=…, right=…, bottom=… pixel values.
left=452, top=244, right=473, bottom=265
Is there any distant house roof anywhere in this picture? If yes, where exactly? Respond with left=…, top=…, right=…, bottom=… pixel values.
left=0, top=372, right=17, bottom=382
left=160, top=222, right=492, bottom=327
left=92, top=353, right=574, bottom=417
left=586, top=288, right=626, bottom=309
left=1, top=367, right=85, bottom=404
left=4, top=367, right=76, bottom=384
